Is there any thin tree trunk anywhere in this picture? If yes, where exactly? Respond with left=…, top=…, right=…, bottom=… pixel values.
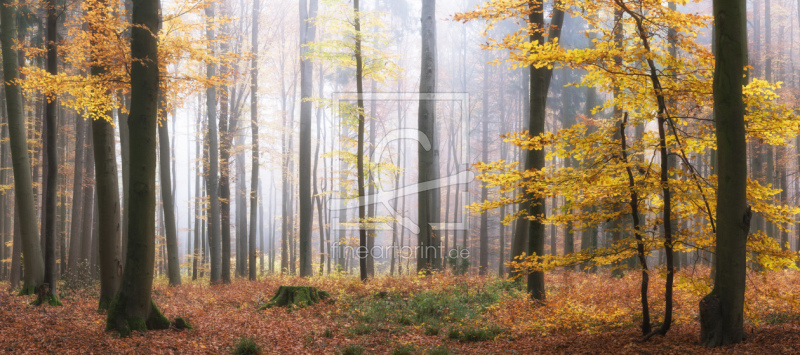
left=248, top=0, right=260, bottom=281
left=204, top=1, right=222, bottom=284
left=417, top=0, right=441, bottom=274
left=80, top=135, right=95, bottom=265
left=353, top=0, right=369, bottom=281
left=157, top=102, right=181, bottom=286
left=513, top=0, right=564, bottom=300
left=479, top=58, right=489, bottom=275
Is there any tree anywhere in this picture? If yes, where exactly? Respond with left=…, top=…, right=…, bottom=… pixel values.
left=105, top=0, right=172, bottom=336
left=298, top=0, right=319, bottom=278
left=157, top=106, right=181, bottom=286
left=37, top=0, right=62, bottom=306
left=353, top=0, right=368, bottom=281
left=89, top=0, right=122, bottom=309
left=518, top=0, right=564, bottom=299
left=67, top=114, right=87, bottom=273
left=0, top=0, right=45, bottom=295
left=248, top=0, right=260, bottom=281
left=205, top=1, right=222, bottom=284
left=417, top=0, right=441, bottom=274
left=699, top=0, right=749, bottom=346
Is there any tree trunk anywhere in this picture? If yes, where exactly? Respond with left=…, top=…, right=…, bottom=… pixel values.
left=513, top=0, right=564, bottom=300
left=80, top=138, right=95, bottom=266
left=353, top=0, right=369, bottom=281
left=700, top=0, right=748, bottom=346
left=298, top=0, right=318, bottom=278
left=106, top=0, right=171, bottom=335
left=417, top=0, right=441, bottom=274
left=38, top=0, right=60, bottom=305
left=248, top=0, right=260, bottom=281
left=88, top=0, right=122, bottom=309
left=0, top=0, right=44, bottom=294
left=157, top=105, right=181, bottom=286
left=204, top=2, right=222, bottom=284
left=479, top=58, right=489, bottom=275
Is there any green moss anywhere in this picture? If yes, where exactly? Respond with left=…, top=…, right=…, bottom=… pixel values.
left=391, top=344, right=416, bottom=355
left=232, top=336, right=262, bottom=355
left=106, top=296, right=171, bottom=336
left=17, top=285, right=35, bottom=296
left=447, top=325, right=502, bottom=342
left=30, top=293, right=63, bottom=306
left=146, top=300, right=171, bottom=330
left=257, top=286, right=330, bottom=310
left=338, top=344, right=364, bottom=355
left=173, top=317, right=193, bottom=330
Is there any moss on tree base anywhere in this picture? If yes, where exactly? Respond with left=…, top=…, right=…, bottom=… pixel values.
left=17, top=285, right=35, bottom=296
left=172, top=317, right=193, bottom=330
left=258, top=286, right=330, bottom=310
left=106, top=297, right=172, bottom=337
left=29, top=283, right=62, bottom=306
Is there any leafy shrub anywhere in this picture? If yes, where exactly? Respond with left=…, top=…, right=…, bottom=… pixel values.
left=424, top=324, right=440, bottom=336
left=338, top=344, right=365, bottom=355
left=60, top=261, right=99, bottom=300
left=448, top=325, right=502, bottom=342
left=232, top=336, right=262, bottom=355
left=392, top=344, right=416, bottom=355
left=426, top=346, right=451, bottom=355
left=447, top=250, right=471, bottom=275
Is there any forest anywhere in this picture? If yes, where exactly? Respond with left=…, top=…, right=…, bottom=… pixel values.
left=0, top=0, right=797, bottom=353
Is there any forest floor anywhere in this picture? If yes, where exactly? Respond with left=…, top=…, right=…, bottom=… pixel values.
left=1, top=268, right=800, bottom=354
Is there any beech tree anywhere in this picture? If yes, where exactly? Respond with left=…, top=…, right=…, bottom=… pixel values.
left=106, top=0, right=172, bottom=335
left=0, top=0, right=45, bottom=296
left=699, top=0, right=749, bottom=346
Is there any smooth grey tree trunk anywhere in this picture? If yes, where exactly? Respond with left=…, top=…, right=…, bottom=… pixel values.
left=106, top=0, right=171, bottom=333
left=218, top=2, right=232, bottom=284
left=40, top=0, right=60, bottom=304
left=248, top=0, right=260, bottom=281
left=479, top=58, right=489, bottom=275
left=700, top=0, right=748, bottom=346
left=0, top=0, right=45, bottom=294
left=417, top=0, right=441, bottom=274
left=80, top=136, right=95, bottom=265
left=90, top=0, right=122, bottom=309
left=205, top=2, right=222, bottom=284
left=298, top=0, right=318, bottom=278
left=157, top=108, right=181, bottom=286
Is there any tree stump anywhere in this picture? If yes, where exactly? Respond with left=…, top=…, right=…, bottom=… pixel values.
left=258, top=286, right=330, bottom=310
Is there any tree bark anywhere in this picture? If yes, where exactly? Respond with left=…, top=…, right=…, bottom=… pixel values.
left=417, top=0, right=441, bottom=274
left=512, top=0, right=564, bottom=300
left=0, top=0, right=45, bottom=294
left=204, top=1, right=222, bottom=284
left=88, top=0, right=122, bottom=309
left=479, top=58, right=489, bottom=275
left=353, top=0, right=369, bottom=281
left=106, top=0, right=171, bottom=334
left=157, top=105, right=181, bottom=286
left=248, top=0, right=260, bottom=281
left=298, top=0, right=318, bottom=278
left=700, top=0, right=748, bottom=346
